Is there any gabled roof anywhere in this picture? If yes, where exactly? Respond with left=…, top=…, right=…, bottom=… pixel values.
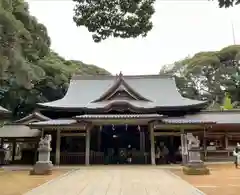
left=0, top=106, right=11, bottom=116
left=13, top=112, right=50, bottom=124
left=92, top=72, right=151, bottom=102
left=37, top=74, right=208, bottom=111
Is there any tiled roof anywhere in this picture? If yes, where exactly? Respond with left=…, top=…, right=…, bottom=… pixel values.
left=75, top=114, right=163, bottom=119
left=183, top=111, right=240, bottom=124
left=14, top=112, right=50, bottom=124
left=162, top=118, right=215, bottom=124
left=162, top=111, right=240, bottom=124
left=37, top=74, right=208, bottom=110
left=29, top=119, right=77, bottom=126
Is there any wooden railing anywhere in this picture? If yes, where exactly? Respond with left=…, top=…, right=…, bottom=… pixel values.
left=202, top=150, right=235, bottom=162
left=60, top=152, right=85, bottom=164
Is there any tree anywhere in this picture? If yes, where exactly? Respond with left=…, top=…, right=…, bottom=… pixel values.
left=216, top=0, right=240, bottom=8
left=73, top=0, right=239, bottom=42
left=73, top=0, right=155, bottom=42
left=159, top=45, right=240, bottom=110
left=0, top=0, right=111, bottom=119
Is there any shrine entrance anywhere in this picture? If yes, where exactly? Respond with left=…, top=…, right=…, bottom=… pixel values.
left=100, top=125, right=148, bottom=164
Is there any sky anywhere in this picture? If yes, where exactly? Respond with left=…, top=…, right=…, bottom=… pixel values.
left=26, top=0, right=240, bottom=75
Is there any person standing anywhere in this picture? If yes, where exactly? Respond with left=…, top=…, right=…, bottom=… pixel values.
left=163, top=145, right=169, bottom=164
left=155, top=146, right=161, bottom=165
left=126, top=145, right=132, bottom=164
left=233, top=143, right=240, bottom=168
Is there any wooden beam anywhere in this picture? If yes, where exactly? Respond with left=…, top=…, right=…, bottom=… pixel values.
left=154, top=124, right=207, bottom=130
left=154, top=132, right=181, bottom=136
left=60, top=133, right=86, bottom=137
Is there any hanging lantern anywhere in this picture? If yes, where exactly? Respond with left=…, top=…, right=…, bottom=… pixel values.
left=137, top=125, right=141, bottom=132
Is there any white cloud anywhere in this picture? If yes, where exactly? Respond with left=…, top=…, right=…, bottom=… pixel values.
left=26, top=0, right=240, bottom=75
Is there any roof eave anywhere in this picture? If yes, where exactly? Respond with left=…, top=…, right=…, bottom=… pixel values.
left=36, top=101, right=209, bottom=113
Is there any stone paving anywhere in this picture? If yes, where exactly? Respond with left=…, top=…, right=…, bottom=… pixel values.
left=24, top=166, right=205, bottom=195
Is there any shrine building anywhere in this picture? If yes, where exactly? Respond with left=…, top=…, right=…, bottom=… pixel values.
left=1, top=73, right=240, bottom=165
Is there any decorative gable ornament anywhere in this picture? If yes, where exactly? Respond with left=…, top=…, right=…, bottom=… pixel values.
left=92, top=72, right=151, bottom=103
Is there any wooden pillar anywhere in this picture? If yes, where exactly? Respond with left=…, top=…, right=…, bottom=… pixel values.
left=140, top=128, right=143, bottom=152
left=225, top=133, right=229, bottom=157
left=225, top=134, right=228, bottom=149
left=85, top=126, right=91, bottom=165
left=41, top=129, right=44, bottom=138
left=170, top=135, right=174, bottom=147
left=142, top=130, right=146, bottom=152
left=149, top=123, right=155, bottom=165
left=203, top=128, right=207, bottom=160
left=0, top=138, right=3, bottom=148
left=180, top=129, right=187, bottom=165
left=98, top=126, right=102, bottom=151
left=34, top=139, right=39, bottom=164
left=11, top=141, right=16, bottom=162
left=55, top=130, right=61, bottom=165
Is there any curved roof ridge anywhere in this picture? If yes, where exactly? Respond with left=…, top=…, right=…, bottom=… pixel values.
left=72, top=74, right=173, bottom=80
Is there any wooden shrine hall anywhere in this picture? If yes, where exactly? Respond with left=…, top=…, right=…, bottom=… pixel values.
left=2, top=73, right=240, bottom=165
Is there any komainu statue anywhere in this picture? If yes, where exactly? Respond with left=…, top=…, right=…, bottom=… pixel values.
left=39, top=135, right=52, bottom=150
left=187, top=133, right=200, bottom=149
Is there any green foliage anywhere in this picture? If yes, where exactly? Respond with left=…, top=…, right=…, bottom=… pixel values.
left=223, top=92, right=233, bottom=110
left=0, top=0, right=110, bottom=119
left=160, top=45, right=240, bottom=109
left=72, top=0, right=239, bottom=42
left=73, top=0, right=155, bottom=42
left=213, top=0, right=240, bottom=8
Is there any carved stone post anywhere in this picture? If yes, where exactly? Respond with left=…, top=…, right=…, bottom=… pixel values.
left=30, top=135, right=53, bottom=175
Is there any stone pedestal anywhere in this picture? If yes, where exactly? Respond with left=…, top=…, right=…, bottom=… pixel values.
left=181, top=154, right=188, bottom=165
left=183, top=163, right=209, bottom=175
left=30, top=135, right=53, bottom=175
left=30, top=161, right=53, bottom=175
left=183, top=148, right=209, bottom=175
